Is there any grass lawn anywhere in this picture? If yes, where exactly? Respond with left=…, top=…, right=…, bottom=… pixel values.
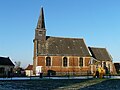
left=0, top=79, right=119, bottom=90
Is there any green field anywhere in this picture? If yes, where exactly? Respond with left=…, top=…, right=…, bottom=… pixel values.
left=0, top=79, right=120, bottom=90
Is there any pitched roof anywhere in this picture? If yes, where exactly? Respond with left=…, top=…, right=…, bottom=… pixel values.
left=44, top=36, right=90, bottom=57
left=25, top=64, right=33, bottom=70
left=88, top=47, right=112, bottom=61
left=0, top=57, right=15, bottom=66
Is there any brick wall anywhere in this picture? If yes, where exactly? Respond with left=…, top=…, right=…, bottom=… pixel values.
left=35, top=56, right=91, bottom=76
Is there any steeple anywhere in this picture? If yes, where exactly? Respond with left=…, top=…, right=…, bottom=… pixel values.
left=37, top=7, right=45, bottom=29
left=35, top=7, right=46, bottom=40
left=34, top=6, right=46, bottom=55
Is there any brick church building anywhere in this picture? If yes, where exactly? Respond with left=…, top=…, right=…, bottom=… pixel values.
left=33, top=7, right=116, bottom=76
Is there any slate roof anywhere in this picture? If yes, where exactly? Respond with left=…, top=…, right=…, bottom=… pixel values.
left=45, top=36, right=90, bottom=57
left=25, top=64, right=33, bottom=70
left=0, top=57, right=15, bottom=66
left=88, top=47, right=112, bottom=61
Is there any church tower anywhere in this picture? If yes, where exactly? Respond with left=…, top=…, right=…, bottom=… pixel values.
left=34, top=7, right=46, bottom=57
left=33, top=7, right=46, bottom=74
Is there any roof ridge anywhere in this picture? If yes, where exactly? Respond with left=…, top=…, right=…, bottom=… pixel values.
left=89, top=47, right=106, bottom=49
left=47, top=36, right=84, bottom=40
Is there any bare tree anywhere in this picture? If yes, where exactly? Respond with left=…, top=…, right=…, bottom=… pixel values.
left=14, top=61, right=21, bottom=68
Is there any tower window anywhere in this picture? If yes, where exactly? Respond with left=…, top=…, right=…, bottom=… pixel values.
left=63, top=57, right=68, bottom=67
left=79, top=57, right=83, bottom=67
left=46, top=57, right=51, bottom=66
left=39, top=31, right=42, bottom=34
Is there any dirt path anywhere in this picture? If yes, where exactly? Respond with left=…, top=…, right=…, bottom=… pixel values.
left=55, top=79, right=106, bottom=90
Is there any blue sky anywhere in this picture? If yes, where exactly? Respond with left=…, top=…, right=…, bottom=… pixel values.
left=0, top=0, right=120, bottom=68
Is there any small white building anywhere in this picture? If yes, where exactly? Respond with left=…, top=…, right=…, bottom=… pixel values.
left=25, top=64, right=33, bottom=76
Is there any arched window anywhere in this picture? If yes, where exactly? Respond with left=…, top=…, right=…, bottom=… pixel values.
left=46, top=57, right=51, bottom=66
left=103, top=62, right=106, bottom=67
left=63, top=57, right=68, bottom=67
left=108, top=64, right=110, bottom=71
left=79, top=57, right=83, bottom=67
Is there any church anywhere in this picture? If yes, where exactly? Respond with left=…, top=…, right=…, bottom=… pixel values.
left=33, top=7, right=116, bottom=76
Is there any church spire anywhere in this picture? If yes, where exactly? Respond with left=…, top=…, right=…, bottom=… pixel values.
left=37, top=7, right=45, bottom=29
